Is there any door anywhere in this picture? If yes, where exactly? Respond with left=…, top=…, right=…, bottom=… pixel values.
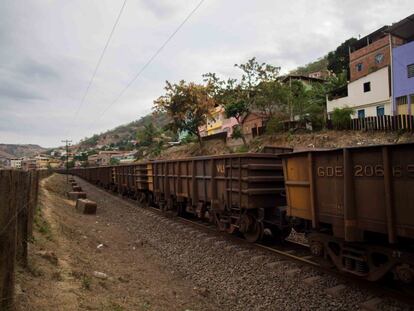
left=358, top=109, right=365, bottom=119
left=376, top=106, right=384, bottom=116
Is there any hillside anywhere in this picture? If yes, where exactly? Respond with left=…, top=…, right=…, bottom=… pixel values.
left=0, top=144, right=47, bottom=158
left=76, top=113, right=169, bottom=150
left=154, top=130, right=414, bottom=160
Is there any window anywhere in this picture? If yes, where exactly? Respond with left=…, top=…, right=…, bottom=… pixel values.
left=358, top=109, right=365, bottom=119
left=396, top=96, right=408, bottom=106
left=376, top=106, right=384, bottom=116
left=408, top=64, right=414, bottom=78
left=356, top=63, right=363, bottom=72
left=363, top=82, right=371, bottom=92
left=375, top=53, right=384, bottom=64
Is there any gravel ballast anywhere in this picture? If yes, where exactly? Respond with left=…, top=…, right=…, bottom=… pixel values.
left=75, top=177, right=413, bottom=311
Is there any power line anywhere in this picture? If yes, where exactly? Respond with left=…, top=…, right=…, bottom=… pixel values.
left=67, top=0, right=128, bottom=137
left=91, top=0, right=205, bottom=127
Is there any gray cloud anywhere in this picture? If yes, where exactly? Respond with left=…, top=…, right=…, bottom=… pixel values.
left=0, top=79, right=45, bottom=101
left=16, top=59, right=60, bottom=81
left=140, top=0, right=177, bottom=18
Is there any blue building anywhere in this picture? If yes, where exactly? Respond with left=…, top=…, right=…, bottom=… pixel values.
left=390, top=15, right=414, bottom=115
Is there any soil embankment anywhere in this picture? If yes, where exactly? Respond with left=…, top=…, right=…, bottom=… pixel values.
left=16, top=174, right=213, bottom=311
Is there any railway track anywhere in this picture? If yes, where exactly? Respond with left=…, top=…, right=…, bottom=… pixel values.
left=142, top=204, right=414, bottom=308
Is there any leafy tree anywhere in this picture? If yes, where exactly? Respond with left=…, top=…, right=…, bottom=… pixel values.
left=136, top=123, right=158, bottom=147
left=290, top=80, right=309, bottom=124
left=110, top=157, right=120, bottom=165
left=205, top=58, right=282, bottom=145
left=305, top=82, right=328, bottom=130
left=326, top=71, right=348, bottom=91
left=327, top=38, right=358, bottom=78
left=331, top=107, right=354, bottom=130
left=254, top=80, right=289, bottom=119
left=153, top=80, right=215, bottom=146
left=66, top=160, right=75, bottom=169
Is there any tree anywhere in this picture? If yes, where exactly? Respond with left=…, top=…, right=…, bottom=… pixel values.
left=254, top=80, right=289, bottom=119
left=204, top=58, right=282, bottom=145
left=290, top=80, right=309, bottom=124
left=110, top=157, right=120, bottom=165
left=327, top=38, right=358, bottom=78
left=153, top=80, right=215, bottom=147
left=136, top=123, right=157, bottom=147
left=331, top=107, right=354, bottom=130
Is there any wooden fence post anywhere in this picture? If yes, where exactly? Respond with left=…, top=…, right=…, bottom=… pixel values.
left=27, top=172, right=38, bottom=239
left=0, top=171, right=17, bottom=311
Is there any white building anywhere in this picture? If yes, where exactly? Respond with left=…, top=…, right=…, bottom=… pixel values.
left=327, top=67, right=391, bottom=118
left=10, top=158, right=23, bottom=169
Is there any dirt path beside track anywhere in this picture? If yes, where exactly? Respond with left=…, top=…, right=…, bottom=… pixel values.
left=16, top=174, right=214, bottom=311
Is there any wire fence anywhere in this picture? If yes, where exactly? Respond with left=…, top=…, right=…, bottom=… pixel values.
left=0, top=170, right=51, bottom=311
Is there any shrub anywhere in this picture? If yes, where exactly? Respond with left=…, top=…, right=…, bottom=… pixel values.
left=266, top=116, right=284, bottom=134
left=231, top=125, right=243, bottom=139
left=331, top=107, right=354, bottom=130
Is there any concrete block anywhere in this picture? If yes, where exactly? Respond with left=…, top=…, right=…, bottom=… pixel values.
left=72, top=185, right=82, bottom=192
left=67, top=191, right=87, bottom=200
left=76, top=199, right=97, bottom=215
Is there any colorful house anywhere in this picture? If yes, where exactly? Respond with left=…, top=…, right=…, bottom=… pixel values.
left=390, top=16, right=414, bottom=115
left=200, top=105, right=238, bottom=138
left=327, top=14, right=414, bottom=119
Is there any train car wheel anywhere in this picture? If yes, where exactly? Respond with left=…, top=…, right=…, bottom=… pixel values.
left=241, top=215, right=264, bottom=243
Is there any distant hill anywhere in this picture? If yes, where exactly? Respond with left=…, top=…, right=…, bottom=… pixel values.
left=0, top=144, right=47, bottom=159
left=76, top=113, right=170, bottom=150
left=290, top=56, right=328, bottom=76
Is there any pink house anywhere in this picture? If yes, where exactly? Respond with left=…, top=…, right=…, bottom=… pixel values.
left=221, top=116, right=238, bottom=138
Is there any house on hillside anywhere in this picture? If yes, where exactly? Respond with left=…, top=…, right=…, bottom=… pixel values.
left=326, top=14, right=414, bottom=119
left=10, top=158, right=23, bottom=169
left=242, top=112, right=268, bottom=138
left=35, top=155, right=50, bottom=169
left=199, top=105, right=238, bottom=138
left=87, top=151, right=128, bottom=166
left=87, top=154, right=99, bottom=166
left=21, top=159, right=37, bottom=171
left=390, top=16, right=414, bottom=115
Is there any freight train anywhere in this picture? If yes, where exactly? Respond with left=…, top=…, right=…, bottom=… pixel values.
left=69, top=143, right=414, bottom=283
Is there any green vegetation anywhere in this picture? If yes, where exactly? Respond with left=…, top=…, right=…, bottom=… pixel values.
left=109, top=158, right=120, bottom=165
left=331, top=107, right=354, bottom=130
left=154, top=80, right=215, bottom=147
left=73, top=39, right=361, bottom=158
left=81, top=275, right=92, bottom=290
left=34, top=208, right=52, bottom=241
left=327, top=37, right=358, bottom=79
left=291, top=56, right=328, bottom=76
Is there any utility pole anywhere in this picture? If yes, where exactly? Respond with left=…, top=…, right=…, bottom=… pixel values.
left=61, top=139, right=72, bottom=184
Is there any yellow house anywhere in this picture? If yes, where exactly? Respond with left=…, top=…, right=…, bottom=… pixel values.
left=48, top=159, right=62, bottom=169
left=206, top=106, right=225, bottom=136
left=35, top=155, right=50, bottom=169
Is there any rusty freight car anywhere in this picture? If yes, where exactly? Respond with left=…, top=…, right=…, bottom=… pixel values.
left=148, top=153, right=289, bottom=242
left=281, top=143, right=414, bottom=282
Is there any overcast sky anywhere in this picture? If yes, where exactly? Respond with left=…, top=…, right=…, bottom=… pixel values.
left=1, top=0, right=413, bottom=147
